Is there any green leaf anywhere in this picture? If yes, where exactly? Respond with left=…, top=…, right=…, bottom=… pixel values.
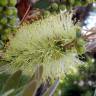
left=22, top=65, right=43, bottom=96
left=23, top=80, right=38, bottom=96
left=2, top=89, right=15, bottom=96
left=2, top=70, right=22, bottom=93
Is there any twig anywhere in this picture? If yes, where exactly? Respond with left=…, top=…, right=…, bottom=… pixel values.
left=20, top=4, right=31, bottom=25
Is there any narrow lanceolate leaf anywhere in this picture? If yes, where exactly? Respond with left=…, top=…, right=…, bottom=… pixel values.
left=23, top=80, right=38, bottom=96
left=23, top=65, right=43, bottom=96
left=31, top=65, right=43, bottom=81
left=2, top=89, right=15, bottom=96
left=2, top=70, right=22, bottom=93
left=43, top=79, right=59, bottom=96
